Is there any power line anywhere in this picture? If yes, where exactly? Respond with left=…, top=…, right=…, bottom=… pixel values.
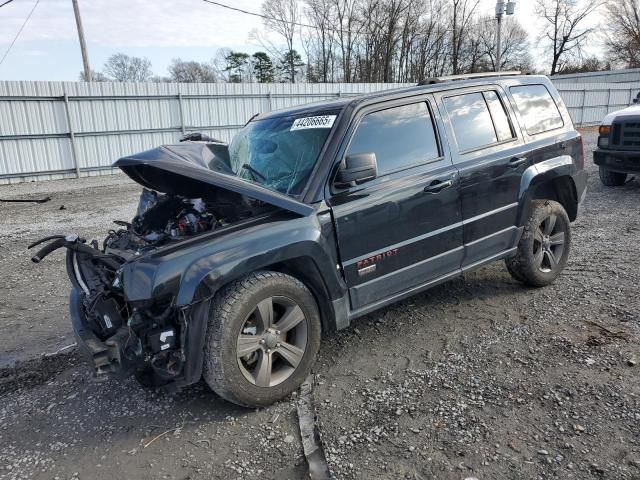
left=0, top=0, right=40, bottom=67
left=0, top=0, right=16, bottom=9
left=201, top=0, right=349, bottom=34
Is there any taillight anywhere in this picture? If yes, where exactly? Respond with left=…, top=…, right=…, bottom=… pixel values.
left=578, top=135, right=585, bottom=169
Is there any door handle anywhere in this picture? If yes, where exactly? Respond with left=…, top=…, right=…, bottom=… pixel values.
left=508, top=156, right=528, bottom=168
left=424, top=179, right=454, bottom=194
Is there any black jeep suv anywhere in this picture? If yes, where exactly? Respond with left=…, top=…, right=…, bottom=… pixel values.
left=32, top=73, right=587, bottom=407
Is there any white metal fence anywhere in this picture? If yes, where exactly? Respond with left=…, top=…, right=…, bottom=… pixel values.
left=1, top=78, right=639, bottom=184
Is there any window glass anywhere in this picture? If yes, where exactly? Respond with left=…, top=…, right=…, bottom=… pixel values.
left=346, top=102, right=440, bottom=175
left=444, top=93, right=497, bottom=151
left=228, top=113, right=335, bottom=195
left=483, top=91, right=514, bottom=141
left=510, top=84, right=564, bottom=135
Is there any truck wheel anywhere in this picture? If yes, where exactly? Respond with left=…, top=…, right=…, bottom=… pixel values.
left=506, top=200, right=571, bottom=287
left=203, top=271, right=321, bottom=408
left=599, top=167, right=627, bottom=186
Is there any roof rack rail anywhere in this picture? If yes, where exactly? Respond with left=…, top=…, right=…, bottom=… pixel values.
left=417, top=71, right=522, bottom=85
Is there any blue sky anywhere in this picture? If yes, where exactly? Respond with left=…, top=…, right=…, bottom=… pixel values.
left=0, top=0, right=601, bottom=81
left=0, top=0, right=265, bottom=80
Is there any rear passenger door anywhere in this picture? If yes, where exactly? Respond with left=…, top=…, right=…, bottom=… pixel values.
left=328, top=97, right=463, bottom=312
left=435, top=87, right=529, bottom=268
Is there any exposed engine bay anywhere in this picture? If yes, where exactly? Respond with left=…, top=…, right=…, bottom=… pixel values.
left=28, top=137, right=308, bottom=388
left=29, top=187, right=259, bottom=386
left=104, top=189, right=237, bottom=258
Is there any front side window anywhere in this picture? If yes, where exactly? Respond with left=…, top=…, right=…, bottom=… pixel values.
left=228, top=112, right=336, bottom=195
left=346, top=102, right=440, bottom=175
left=443, top=91, right=515, bottom=152
left=510, top=84, right=564, bottom=135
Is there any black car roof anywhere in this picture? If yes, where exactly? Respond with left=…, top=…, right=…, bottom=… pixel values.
left=255, top=75, right=550, bottom=121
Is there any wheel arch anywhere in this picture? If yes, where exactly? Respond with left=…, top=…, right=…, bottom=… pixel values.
left=519, top=156, right=579, bottom=223
left=186, top=252, right=347, bottom=334
left=260, top=257, right=339, bottom=333
left=529, top=175, right=578, bottom=221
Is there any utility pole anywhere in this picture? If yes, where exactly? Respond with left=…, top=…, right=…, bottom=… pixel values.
left=495, top=1, right=516, bottom=72
left=72, top=0, right=92, bottom=81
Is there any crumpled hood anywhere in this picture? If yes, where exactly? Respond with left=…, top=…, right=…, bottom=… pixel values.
left=113, top=142, right=313, bottom=217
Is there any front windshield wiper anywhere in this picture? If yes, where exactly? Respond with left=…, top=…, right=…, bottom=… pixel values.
left=242, top=163, right=266, bottom=182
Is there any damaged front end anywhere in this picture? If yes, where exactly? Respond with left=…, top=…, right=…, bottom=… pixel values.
left=30, top=191, right=220, bottom=388
left=29, top=139, right=311, bottom=389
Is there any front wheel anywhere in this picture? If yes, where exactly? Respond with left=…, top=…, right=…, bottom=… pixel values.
left=599, top=167, right=627, bottom=186
left=203, top=271, right=321, bottom=408
left=506, top=200, right=571, bottom=287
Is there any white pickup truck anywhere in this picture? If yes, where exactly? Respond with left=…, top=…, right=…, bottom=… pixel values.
left=594, top=99, right=640, bottom=186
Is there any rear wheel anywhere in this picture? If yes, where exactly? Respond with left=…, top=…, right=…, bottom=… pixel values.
left=599, top=167, right=627, bottom=186
left=203, top=271, right=321, bottom=408
left=506, top=200, right=571, bottom=287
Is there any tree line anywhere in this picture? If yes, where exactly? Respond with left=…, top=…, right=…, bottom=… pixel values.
left=81, top=0, right=640, bottom=83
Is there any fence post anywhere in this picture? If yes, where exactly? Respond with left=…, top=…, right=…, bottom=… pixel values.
left=267, top=91, right=273, bottom=111
left=580, top=88, right=586, bottom=127
left=177, top=92, right=186, bottom=135
left=606, top=88, right=611, bottom=114
left=63, top=92, right=81, bottom=178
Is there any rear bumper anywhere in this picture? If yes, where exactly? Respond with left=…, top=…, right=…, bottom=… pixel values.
left=593, top=148, right=640, bottom=174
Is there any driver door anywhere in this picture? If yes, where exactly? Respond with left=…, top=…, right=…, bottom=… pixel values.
left=328, top=97, right=463, bottom=312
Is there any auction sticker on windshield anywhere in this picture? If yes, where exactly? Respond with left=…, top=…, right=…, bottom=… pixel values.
left=290, top=115, right=337, bottom=131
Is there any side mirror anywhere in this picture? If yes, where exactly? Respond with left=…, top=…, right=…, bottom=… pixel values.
left=336, top=152, right=378, bottom=186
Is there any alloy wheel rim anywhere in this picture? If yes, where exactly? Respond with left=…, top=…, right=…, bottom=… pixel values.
left=533, top=213, right=565, bottom=273
left=236, top=295, right=308, bottom=387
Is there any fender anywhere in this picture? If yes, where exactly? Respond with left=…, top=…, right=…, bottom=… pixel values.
left=516, top=155, right=579, bottom=226
left=121, top=210, right=346, bottom=308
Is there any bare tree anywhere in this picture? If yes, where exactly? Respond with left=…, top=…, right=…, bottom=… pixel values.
left=334, top=0, right=366, bottom=82
left=535, top=0, right=604, bottom=75
left=168, top=58, right=217, bottom=83
left=103, top=53, right=153, bottom=82
left=304, top=0, right=336, bottom=82
left=478, top=16, right=532, bottom=71
left=79, top=70, right=108, bottom=82
left=262, top=0, right=300, bottom=82
left=212, top=48, right=233, bottom=82
left=451, top=0, right=480, bottom=75
left=604, top=0, right=640, bottom=68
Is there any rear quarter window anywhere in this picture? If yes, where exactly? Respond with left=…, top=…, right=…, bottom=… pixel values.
left=510, top=84, right=564, bottom=135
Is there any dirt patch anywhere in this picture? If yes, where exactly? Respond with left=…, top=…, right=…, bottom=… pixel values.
left=0, top=351, right=80, bottom=395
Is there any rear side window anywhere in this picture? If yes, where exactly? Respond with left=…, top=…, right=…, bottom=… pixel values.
left=510, top=84, right=564, bottom=135
left=346, top=102, right=440, bottom=175
left=484, top=91, right=514, bottom=141
left=443, top=91, right=515, bottom=152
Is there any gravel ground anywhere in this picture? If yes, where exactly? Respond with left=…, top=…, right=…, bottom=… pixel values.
left=0, top=128, right=639, bottom=480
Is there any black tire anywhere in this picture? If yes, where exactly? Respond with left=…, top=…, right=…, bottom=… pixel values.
left=203, top=271, right=321, bottom=408
left=506, top=200, right=571, bottom=287
left=599, top=167, right=627, bottom=187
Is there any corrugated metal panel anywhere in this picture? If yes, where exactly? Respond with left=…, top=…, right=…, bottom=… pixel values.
left=1, top=78, right=638, bottom=184
left=552, top=68, right=640, bottom=84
